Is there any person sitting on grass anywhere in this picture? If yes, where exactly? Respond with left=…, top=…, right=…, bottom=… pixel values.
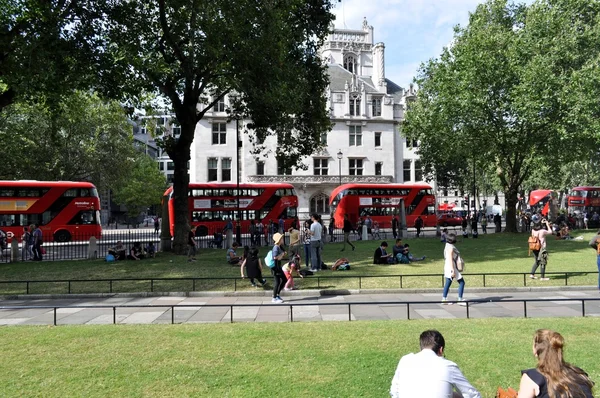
left=227, top=242, right=241, bottom=265
left=128, top=242, right=145, bottom=260
left=109, top=240, right=127, bottom=261
left=240, top=247, right=267, bottom=288
left=146, top=242, right=156, bottom=258
left=373, top=241, right=394, bottom=264
left=517, top=329, right=593, bottom=398
left=440, top=228, right=448, bottom=244
left=390, top=329, right=481, bottom=398
left=403, top=244, right=426, bottom=262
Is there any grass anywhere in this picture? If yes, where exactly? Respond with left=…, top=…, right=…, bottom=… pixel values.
left=0, top=231, right=599, bottom=294
left=0, top=318, right=599, bottom=397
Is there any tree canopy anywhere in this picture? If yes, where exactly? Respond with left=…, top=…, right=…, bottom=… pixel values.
left=82, top=0, right=335, bottom=252
left=403, top=0, right=600, bottom=231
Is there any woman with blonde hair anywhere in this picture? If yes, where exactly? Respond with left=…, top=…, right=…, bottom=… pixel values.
left=518, top=329, right=593, bottom=398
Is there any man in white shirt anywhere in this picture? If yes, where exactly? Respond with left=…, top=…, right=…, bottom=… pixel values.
left=309, top=214, right=323, bottom=272
left=390, top=330, right=481, bottom=398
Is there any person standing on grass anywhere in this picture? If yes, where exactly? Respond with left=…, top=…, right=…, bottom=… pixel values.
left=480, top=214, right=487, bottom=234
left=240, top=247, right=267, bottom=288
left=518, top=329, right=593, bottom=398
left=271, top=232, right=288, bottom=303
left=187, top=226, right=198, bottom=262
left=288, top=226, right=300, bottom=257
left=223, top=217, right=233, bottom=250
left=309, top=214, right=323, bottom=272
left=392, top=215, right=399, bottom=239
left=341, top=214, right=356, bottom=252
left=303, top=220, right=312, bottom=268
left=390, top=329, right=481, bottom=398
left=589, top=229, right=600, bottom=291
left=442, top=233, right=467, bottom=305
left=530, top=216, right=552, bottom=281
left=32, top=223, right=43, bottom=261
left=21, top=226, right=33, bottom=261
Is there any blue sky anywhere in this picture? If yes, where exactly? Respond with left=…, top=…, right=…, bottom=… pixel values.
left=331, top=0, right=529, bottom=87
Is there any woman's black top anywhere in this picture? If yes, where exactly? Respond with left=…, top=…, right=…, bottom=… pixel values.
left=522, top=368, right=593, bottom=398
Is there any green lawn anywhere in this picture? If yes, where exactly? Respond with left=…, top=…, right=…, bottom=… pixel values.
left=1, top=232, right=598, bottom=294
left=0, top=318, right=598, bottom=397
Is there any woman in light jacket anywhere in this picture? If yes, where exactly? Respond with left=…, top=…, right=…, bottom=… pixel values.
left=442, top=233, right=466, bottom=306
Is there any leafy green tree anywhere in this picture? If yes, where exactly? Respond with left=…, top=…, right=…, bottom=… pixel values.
left=113, top=154, right=167, bottom=219
left=85, top=0, right=334, bottom=252
left=0, top=91, right=135, bottom=192
left=403, top=0, right=600, bottom=232
left=0, top=0, right=94, bottom=110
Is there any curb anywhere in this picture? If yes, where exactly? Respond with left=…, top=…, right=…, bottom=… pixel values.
left=2, top=285, right=597, bottom=300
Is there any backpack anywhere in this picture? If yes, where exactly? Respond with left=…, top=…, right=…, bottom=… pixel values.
left=105, top=254, right=116, bottom=262
left=528, top=235, right=541, bottom=255
left=264, top=250, right=276, bottom=269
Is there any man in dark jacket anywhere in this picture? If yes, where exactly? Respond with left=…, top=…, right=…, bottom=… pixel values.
left=373, top=241, right=392, bottom=264
left=341, top=214, right=355, bottom=252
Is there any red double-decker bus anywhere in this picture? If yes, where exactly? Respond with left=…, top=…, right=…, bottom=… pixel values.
left=568, top=186, right=600, bottom=213
left=329, top=183, right=437, bottom=229
left=164, top=183, right=298, bottom=236
left=529, top=189, right=557, bottom=217
left=0, top=181, right=102, bottom=242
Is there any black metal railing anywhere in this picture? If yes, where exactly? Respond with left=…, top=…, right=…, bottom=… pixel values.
left=1, top=297, right=599, bottom=326
left=0, top=271, right=597, bottom=295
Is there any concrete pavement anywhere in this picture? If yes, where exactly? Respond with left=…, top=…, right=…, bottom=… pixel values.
left=1, top=287, right=599, bottom=326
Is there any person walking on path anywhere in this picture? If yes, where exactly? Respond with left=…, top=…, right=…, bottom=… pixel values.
left=442, top=233, right=467, bottom=305
left=517, top=329, right=593, bottom=398
left=390, top=329, right=481, bottom=398
left=32, top=223, right=43, bottom=261
left=240, top=247, right=267, bottom=288
left=271, top=233, right=288, bottom=303
left=589, top=229, right=600, bottom=291
left=530, top=216, right=552, bottom=280
left=309, top=214, right=323, bottom=272
left=414, top=216, right=424, bottom=238
left=187, top=226, right=198, bottom=262
left=341, top=214, right=356, bottom=252
left=302, top=220, right=312, bottom=268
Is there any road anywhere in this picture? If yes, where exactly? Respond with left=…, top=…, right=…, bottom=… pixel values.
left=0, top=287, right=597, bottom=325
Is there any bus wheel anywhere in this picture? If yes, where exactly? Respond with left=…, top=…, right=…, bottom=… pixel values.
left=197, top=226, right=209, bottom=237
left=54, top=230, right=71, bottom=242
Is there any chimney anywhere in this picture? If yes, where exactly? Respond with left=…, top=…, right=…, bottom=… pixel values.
left=372, top=42, right=386, bottom=92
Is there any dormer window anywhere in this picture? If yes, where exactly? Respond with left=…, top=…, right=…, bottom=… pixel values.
left=344, top=55, right=357, bottom=74
left=349, top=93, right=361, bottom=116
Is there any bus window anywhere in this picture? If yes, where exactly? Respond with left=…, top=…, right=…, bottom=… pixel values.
left=63, top=189, right=77, bottom=197
left=80, top=189, right=90, bottom=197
left=0, top=189, right=15, bottom=197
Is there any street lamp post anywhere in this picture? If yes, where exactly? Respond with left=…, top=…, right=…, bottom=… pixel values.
left=337, top=150, right=343, bottom=185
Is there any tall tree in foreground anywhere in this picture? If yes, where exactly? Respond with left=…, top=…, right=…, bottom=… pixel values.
left=403, top=0, right=600, bottom=232
left=88, top=0, right=334, bottom=252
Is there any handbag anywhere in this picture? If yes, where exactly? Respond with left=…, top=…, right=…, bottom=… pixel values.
left=453, top=250, right=465, bottom=272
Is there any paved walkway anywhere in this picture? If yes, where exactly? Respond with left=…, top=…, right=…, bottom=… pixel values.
left=1, top=288, right=599, bottom=326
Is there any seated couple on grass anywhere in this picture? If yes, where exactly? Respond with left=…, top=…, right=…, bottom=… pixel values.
left=373, top=241, right=425, bottom=265
left=390, top=329, right=593, bottom=398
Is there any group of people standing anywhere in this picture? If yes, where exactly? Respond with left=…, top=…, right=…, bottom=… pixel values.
left=20, top=224, right=43, bottom=261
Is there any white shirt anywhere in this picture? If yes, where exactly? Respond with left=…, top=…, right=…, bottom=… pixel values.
left=443, top=243, right=462, bottom=279
left=310, top=221, right=322, bottom=241
left=390, top=349, right=481, bottom=398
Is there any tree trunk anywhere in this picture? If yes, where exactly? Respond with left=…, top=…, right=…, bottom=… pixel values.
left=171, top=144, right=191, bottom=255
left=504, top=186, right=519, bottom=233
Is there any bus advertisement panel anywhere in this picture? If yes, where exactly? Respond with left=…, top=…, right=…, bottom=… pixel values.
left=0, top=181, right=102, bottom=242
left=165, top=183, right=298, bottom=236
left=329, top=183, right=436, bottom=229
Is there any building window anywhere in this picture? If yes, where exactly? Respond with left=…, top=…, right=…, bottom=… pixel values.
left=167, top=174, right=175, bottom=184
left=375, top=162, right=383, bottom=176
left=172, top=125, right=181, bottom=137
left=349, top=158, right=363, bottom=176
left=415, top=160, right=423, bottom=182
left=208, top=158, right=218, bottom=182
left=213, top=98, right=225, bottom=112
left=212, top=123, right=226, bottom=145
left=313, top=158, right=328, bottom=176
left=320, top=131, right=328, bottom=145
left=167, top=161, right=175, bottom=171
left=221, top=158, right=231, bottom=181
left=256, top=161, right=265, bottom=176
left=159, top=162, right=164, bottom=171
left=403, top=160, right=412, bottom=182
left=407, top=139, right=419, bottom=148
left=343, top=55, right=357, bottom=74
left=372, top=97, right=382, bottom=117
left=140, top=127, right=147, bottom=135
left=310, top=193, right=330, bottom=215
left=349, top=93, right=361, bottom=116
left=277, top=158, right=292, bottom=175
left=349, top=125, right=362, bottom=146
left=374, top=132, right=381, bottom=147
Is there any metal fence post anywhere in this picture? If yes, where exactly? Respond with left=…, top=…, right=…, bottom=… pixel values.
left=68, top=281, right=71, bottom=294
left=113, top=307, right=116, bottom=324
left=290, top=305, right=293, bottom=323
left=26, top=281, right=29, bottom=295
left=359, top=276, right=362, bottom=289
left=565, top=273, right=568, bottom=286
left=348, top=303, right=351, bottom=321
left=407, top=303, right=410, bottom=320
left=523, top=274, right=527, bottom=287
left=466, top=302, right=470, bottom=319
left=234, top=278, right=237, bottom=292
left=582, top=300, right=585, bottom=317
left=400, top=275, right=403, bottom=289
left=483, top=274, right=486, bottom=288
left=230, top=305, right=233, bottom=323
left=192, top=279, right=196, bottom=292
left=109, top=280, right=112, bottom=293
left=53, top=307, right=57, bottom=326
left=172, top=306, right=175, bottom=324
left=523, top=301, right=527, bottom=318
left=150, top=279, right=154, bottom=292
